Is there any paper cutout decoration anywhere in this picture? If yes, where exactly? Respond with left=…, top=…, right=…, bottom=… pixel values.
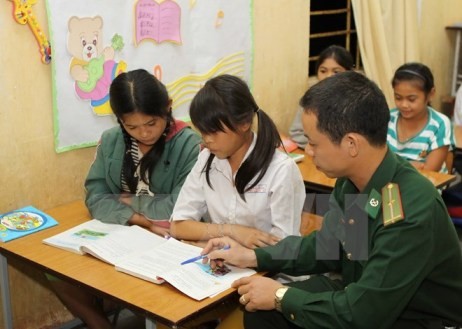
left=67, top=16, right=127, bottom=116
left=153, top=65, right=163, bottom=81
left=135, top=0, right=182, bottom=45
left=167, top=51, right=246, bottom=109
left=10, top=0, right=52, bottom=64
left=0, top=206, right=58, bottom=242
left=215, top=10, right=224, bottom=27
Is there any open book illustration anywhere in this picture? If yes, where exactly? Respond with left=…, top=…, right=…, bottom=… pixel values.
left=135, top=0, right=182, bottom=45
left=42, top=219, right=255, bottom=300
left=0, top=206, right=58, bottom=242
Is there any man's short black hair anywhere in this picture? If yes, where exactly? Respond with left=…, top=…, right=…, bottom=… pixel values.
left=299, top=71, right=390, bottom=146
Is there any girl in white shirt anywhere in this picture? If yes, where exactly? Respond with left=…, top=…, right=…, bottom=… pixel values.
left=170, top=74, right=305, bottom=248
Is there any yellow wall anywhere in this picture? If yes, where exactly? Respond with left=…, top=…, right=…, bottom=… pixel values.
left=419, top=0, right=462, bottom=110
left=1, top=0, right=461, bottom=327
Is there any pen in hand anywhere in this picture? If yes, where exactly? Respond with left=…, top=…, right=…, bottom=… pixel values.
left=180, top=245, right=230, bottom=265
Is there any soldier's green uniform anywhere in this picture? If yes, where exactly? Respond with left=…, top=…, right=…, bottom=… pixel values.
left=250, top=150, right=462, bottom=329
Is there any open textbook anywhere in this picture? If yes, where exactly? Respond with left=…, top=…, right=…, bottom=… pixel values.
left=42, top=219, right=255, bottom=300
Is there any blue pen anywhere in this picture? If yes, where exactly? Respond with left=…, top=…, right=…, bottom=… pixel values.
left=180, top=245, right=230, bottom=265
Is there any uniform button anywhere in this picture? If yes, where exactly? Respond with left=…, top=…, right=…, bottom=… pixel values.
left=290, top=314, right=295, bottom=320
left=347, top=253, right=352, bottom=260
left=348, top=218, right=355, bottom=225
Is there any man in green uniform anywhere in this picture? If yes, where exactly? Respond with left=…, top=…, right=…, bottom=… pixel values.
left=203, top=71, right=462, bottom=329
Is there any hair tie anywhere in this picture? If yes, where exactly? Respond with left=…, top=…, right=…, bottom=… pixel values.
left=399, top=69, right=425, bottom=81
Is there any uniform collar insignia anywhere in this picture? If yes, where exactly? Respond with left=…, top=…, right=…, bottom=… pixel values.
left=365, top=188, right=381, bottom=219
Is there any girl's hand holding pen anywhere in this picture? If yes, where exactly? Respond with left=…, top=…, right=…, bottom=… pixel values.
left=202, top=236, right=257, bottom=269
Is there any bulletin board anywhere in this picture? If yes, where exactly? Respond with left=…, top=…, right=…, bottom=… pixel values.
left=46, top=0, right=254, bottom=152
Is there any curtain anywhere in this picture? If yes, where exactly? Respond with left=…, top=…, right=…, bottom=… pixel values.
left=351, top=0, right=420, bottom=107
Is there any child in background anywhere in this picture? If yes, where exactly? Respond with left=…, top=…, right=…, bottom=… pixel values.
left=48, top=69, right=201, bottom=329
left=387, top=62, right=455, bottom=173
left=170, top=74, right=305, bottom=248
left=289, top=45, right=354, bottom=149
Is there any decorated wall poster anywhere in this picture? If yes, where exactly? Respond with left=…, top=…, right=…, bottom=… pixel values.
left=46, top=0, right=253, bottom=152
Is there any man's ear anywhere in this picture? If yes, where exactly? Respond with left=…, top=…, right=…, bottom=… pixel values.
left=344, top=133, right=360, bottom=157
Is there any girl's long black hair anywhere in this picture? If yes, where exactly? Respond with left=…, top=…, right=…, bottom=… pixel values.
left=190, top=74, right=282, bottom=200
left=109, top=69, right=173, bottom=193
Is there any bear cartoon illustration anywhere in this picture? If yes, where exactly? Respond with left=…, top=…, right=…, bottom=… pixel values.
left=67, top=16, right=126, bottom=116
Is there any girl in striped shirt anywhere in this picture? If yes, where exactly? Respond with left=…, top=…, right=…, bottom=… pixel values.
left=387, top=62, right=455, bottom=173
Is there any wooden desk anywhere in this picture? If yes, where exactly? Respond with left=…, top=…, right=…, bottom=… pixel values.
left=293, top=149, right=336, bottom=193
left=294, top=149, right=456, bottom=190
left=300, top=212, right=323, bottom=236
left=418, top=169, right=456, bottom=189
left=0, top=201, right=238, bottom=329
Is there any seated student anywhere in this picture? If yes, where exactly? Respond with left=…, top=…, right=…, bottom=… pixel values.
left=387, top=62, right=455, bottom=173
left=48, top=69, right=201, bottom=329
left=289, top=45, right=354, bottom=149
left=203, top=71, right=462, bottom=329
left=170, top=74, right=305, bottom=248
left=166, top=74, right=305, bottom=329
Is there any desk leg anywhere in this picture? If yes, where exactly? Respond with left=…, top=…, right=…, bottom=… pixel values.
left=0, top=254, right=13, bottom=329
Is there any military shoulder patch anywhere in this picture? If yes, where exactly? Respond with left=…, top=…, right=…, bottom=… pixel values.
left=381, top=183, right=404, bottom=226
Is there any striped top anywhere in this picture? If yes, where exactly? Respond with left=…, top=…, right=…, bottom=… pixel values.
left=120, top=137, right=153, bottom=196
left=387, top=107, right=455, bottom=173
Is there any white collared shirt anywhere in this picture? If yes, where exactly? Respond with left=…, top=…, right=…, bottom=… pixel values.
left=171, top=135, right=305, bottom=237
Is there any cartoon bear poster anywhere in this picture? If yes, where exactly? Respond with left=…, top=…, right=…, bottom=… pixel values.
left=46, top=0, right=253, bottom=152
left=67, top=16, right=127, bottom=116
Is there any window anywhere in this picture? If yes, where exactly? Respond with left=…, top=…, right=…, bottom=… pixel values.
left=309, top=0, right=362, bottom=76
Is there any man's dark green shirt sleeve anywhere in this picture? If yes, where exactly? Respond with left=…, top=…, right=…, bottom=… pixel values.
left=255, top=150, right=462, bottom=329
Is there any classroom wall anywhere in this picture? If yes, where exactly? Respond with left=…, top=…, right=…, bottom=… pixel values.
left=419, top=0, right=462, bottom=112
left=0, top=1, right=309, bottom=327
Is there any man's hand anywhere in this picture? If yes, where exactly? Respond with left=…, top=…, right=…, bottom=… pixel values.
left=201, top=236, right=258, bottom=268
left=233, top=276, right=283, bottom=312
